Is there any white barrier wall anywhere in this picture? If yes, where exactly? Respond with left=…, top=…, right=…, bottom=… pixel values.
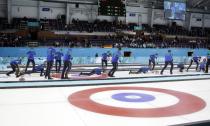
left=126, top=6, right=148, bottom=24
left=153, top=9, right=167, bottom=25
left=10, top=0, right=116, bottom=22
left=39, top=2, right=65, bottom=19
left=11, top=0, right=66, bottom=19
left=190, top=13, right=203, bottom=27
left=204, top=14, right=210, bottom=28
left=190, top=13, right=210, bottom=28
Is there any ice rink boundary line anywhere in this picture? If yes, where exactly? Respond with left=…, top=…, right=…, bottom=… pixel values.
left=0, top=73, right=210, bottom=84
left=0, top=74, right=210, bottom=89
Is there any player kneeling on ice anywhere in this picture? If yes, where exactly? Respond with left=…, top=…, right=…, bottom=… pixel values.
left=199, top=58, right=207, bottom=72
left=80, top=68, right=102, bottom=76
left=25, top=62, right=46, bottom=76
left=129, top=67, right=151, bottom=74
left=6, top=58, right=23, bottom=78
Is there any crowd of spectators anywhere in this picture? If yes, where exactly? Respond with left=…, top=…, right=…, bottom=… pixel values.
left=44, top=18, right=210, bottom=38
left=151, top=24, right=210, bottom=37
left=0, top=33, right=27, bottom=47
left=111, top=35, right=209, bottom=49
left=0, top=17, right=210, bottom=48
left=8, top=17, right=210, bottom=38
left=0, top=32, right=209, bottom=48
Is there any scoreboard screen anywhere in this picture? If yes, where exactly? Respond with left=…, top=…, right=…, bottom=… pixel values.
left=164, top=0, right=186, bottom=20
left=98, top=0, right=126, bottom=16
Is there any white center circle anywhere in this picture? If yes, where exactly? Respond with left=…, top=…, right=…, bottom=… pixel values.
left=90, top=90, right=179, bottom=109
left=125, top=95, right=141, bottom=99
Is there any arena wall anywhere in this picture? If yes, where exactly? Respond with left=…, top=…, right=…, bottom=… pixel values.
left=0, top=47, right=207, bottom=57
left=0, top=0, right=210, bottom=27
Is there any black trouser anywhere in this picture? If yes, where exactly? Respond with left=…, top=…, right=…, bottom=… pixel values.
left=61, top=61, right=72, bottom=79
left=130, top=69, right=147, bottom=74
left=40, top=69, right=44, bottom=76
left=108, top=62, right=118, bottom=76
left=179, top=67, right=184, bottom=72
left=45, top=61, right=53, bottom=79
left=160, top=61, right=173, bottom=74
left=149, top=60, right=155, bottom=70
left=187, top=59, right=199, bottom=71
left=7, top=64, right=19, bottom=77
left=80, top=70, right=95, bottom=76
left=102, top=59, right=108, bottom=68
left=7, top=64, right=18, bottom=75
left=26, top=69, right=44, bottom=76
left=25, top=59, right=35, bottom=72
left=205, top=59, right=210, bottom=73
left=55, top=60, right=61, bottom=73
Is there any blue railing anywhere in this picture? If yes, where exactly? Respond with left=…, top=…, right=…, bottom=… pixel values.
left=0, top=47, right=208, bottom=70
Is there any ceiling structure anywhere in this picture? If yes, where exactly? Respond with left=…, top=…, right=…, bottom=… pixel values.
left=125, top=0, right=210, bottom=10
left=38, top=0, right=210, bottom=11
left=188, top=0, right=210, bottom=9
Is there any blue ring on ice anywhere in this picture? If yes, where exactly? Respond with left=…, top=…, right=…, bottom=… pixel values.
left=111, top=93, right=155, bottom=103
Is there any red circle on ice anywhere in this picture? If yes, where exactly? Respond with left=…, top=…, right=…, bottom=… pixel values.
left=68, top=87, right=206, bottom=117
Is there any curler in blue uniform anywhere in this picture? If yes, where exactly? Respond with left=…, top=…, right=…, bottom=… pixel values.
left=6, top=59, right=22, bottom=77
left=25, top=63, right=45, bottom=76
left=199, top=59, right=206, bottom=72
left=160, top=50, right=173, bottom=75
left=129, top=67, right=151, bottom=74
left=108, top=49, right=121, bottom=77
left=25, top=49, right=36, bottom=72
left=205, top=50, right=210, bottom=73
left=149, top=53, right=158, bottom=70
left=61, top=49, right=73, bottom=79
left=45, top=47, right=56, bottom=79
left=55, top=50, right=64, bottom=73
left=187, top=55, right=201, bottom=72
left=80, top=68, right=102, bottom=76
left=101, top=52, right=108, bottom=68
